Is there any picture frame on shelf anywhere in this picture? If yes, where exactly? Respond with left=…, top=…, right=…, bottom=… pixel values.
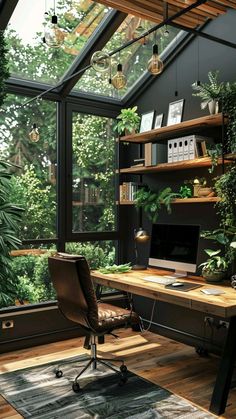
left=154, top=113, right=164, bottom=129
left=167, top=99, right=184, bottom=126
left=139, top=110, right=155, bottom=133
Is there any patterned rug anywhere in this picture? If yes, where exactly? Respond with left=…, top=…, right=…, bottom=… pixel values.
left=0, top=355, right=215, bottom=418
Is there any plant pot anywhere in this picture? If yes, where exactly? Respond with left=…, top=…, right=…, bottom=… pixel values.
left=197, top=187, right=214, bottom=197
left=208, top=100, right=219, bottom=115
left=125, top=128, right=136, bottom=136
left=202, top=268, right=226, bottom=283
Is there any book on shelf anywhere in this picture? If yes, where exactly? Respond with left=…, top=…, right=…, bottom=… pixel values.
left=145, top=143, right=167, bottom=166
left=119, top=182, right=141, bottom=202
left=131, top=163, right=145, bottom=167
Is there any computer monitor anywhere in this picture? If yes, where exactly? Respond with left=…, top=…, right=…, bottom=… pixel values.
left=149, top=223, right=200, bottom=277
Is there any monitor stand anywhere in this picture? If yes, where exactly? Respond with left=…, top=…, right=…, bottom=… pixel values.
left=167, top=270, right=187, bottom=279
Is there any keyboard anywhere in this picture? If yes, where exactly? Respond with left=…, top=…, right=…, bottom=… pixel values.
left=142, top=276, right=176, bottom=286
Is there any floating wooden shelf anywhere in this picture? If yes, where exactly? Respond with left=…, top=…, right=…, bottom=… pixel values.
left=119, top=113, right=224, bottom=144
left=117, top=197, right=220, bottom=205
left=118, top=157, right=229, bottom=175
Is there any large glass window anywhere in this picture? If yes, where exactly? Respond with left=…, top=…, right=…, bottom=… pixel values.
left=72, top=113, right=116, bottom=232
left=0, top=94, right=57, bottom=240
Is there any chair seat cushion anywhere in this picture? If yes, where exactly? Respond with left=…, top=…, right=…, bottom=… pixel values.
left=97, top=302, right=139, bottom=332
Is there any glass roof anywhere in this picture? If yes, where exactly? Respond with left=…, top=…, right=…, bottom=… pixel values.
left=4, top=0, right=181, bottom=100
left=74, top=18, right=179, bottom=98
left=6, top=0, right=109, bottom=84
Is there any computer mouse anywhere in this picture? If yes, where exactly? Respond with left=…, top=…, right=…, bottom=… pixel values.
left=172, top=282, right=184, bottom=287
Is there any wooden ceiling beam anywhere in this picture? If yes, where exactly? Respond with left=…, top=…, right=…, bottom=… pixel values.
left=166, top=0, right=216, bottom=17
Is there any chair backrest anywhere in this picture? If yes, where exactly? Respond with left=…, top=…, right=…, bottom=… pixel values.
left=48, top=255, right=99, bottom=331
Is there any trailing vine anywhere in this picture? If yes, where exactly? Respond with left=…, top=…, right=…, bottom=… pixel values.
left=0, top=30, right=10, bottom=107
left=214, top=166, right=236, bottom=229
left=221, top=82, right=236, bottom=153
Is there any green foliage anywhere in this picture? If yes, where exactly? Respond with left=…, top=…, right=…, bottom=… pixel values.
left=199, top=249, right=228, bottom=273
left=114, top=107, right=141, bottom=135
left=207, top=143, right=222, bottom=173
left=214, top=166, right=236, bottom=229
left=192, top=70, right=223, bottom=109
left=0, top=31, right=10, bottom=107
left=134, top=187, right=180, bottom=223
left=221, top=81, right=236, bottom=153
left=9, top=165, right=56, bottom=239
left=179, top=185, right=192, bottom=198
left=66, top=242, right=115, bottom=270
left=0, top=161, right=24, bottom=307
left=98, top=263, right=131, bottom=274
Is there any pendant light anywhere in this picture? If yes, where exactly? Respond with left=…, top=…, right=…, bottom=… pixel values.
left=90, top=51, right=110, bottom=73
left=111, top=63, right=126, bottom=90
left=147, top=32, right=163, bottom=76
left=44, top=0, right=64, bottom=48
left=29, top=124, right=40, bottom=143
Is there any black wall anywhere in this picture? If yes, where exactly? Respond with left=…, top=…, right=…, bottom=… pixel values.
left=119, top=9, right=236, bottom=352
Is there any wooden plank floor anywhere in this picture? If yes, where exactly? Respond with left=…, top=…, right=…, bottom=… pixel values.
left=0, top=329, right=235, bottom=418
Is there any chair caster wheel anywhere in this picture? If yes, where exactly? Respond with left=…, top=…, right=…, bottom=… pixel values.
left=196, top=346, right=209, bottom=357
left=72, top=381, right=81, bottom=393
left=55, top=370, right=63, bottom=378
left=119, top=375, right=128, bottom=386
left=120, top=365, right=128, bottom=373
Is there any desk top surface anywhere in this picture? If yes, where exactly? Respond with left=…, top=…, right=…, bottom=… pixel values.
left=91, top=268, right=236, bottom=318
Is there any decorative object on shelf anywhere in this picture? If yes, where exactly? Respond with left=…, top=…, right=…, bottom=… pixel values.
left=147, top=43, right=163, bottom=76
left=111, top=63, right=126, bottom=90
left=167, top=99, right=184, bottom=126
left=154, top=113, right=164, bottom=129
left=29, top=124, right=40, bottom=142
left=199, top=249, right=228, bottom=283
left=90, top=51, right=110, bottom=73
left=98, top=263, right=131, bottom=274
left=185, top=177, right=207, bottom=197
left=139, top=110, right=155, bottom=133
left=0, top=31, right=10, bottom=107
left=197, top=186, right=214, bottom=197
left=192, top=70, right=223, bottom=114
left=44, top=1, right=64, bottom=48
left=114, top=106, right=141, bottom=136
left=134, top=187, right=180, bottom=222
left=132, top=228, right=150, bottom=270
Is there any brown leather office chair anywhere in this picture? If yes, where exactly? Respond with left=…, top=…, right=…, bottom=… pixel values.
left=48, top=254, right=140, bottom=392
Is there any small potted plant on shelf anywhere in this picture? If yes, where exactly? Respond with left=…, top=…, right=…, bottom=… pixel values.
left=114, top=106, right=141, bottom=136
left=199, top=249, right=228, bottom=283
left=192, top=70, right=223, bottom=114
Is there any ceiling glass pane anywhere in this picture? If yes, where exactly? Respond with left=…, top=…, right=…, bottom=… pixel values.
left=6, top=0, right=109, bottom=84
left=73, top=17, right=179, bottom=98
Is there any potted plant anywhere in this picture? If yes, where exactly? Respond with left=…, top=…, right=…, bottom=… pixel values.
left=192, top=70, right=223, bottom=114
left=114, top=106, right=141, bottom=136
left=199, top=249, right=228, bottom=283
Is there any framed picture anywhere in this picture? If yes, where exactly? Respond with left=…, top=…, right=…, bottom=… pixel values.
left=139, top=110, right=155, bottom=133
left=167, top=99, right=184, bottom=126
left=154, top=113, right=164, bottom=129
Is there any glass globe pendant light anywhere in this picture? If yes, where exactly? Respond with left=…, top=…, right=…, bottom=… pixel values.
left=90, top=51, right=110, bottom=73
left=44, top=0, right=64, bottom=48
left=111, top=63, right=127, bottom=90
left=29, top=124, right=40, bottom=143
left=147, top=43, right=163, bottom=76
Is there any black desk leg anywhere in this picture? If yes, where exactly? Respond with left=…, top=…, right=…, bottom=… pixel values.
left=210, top=316, right=236, bottom=415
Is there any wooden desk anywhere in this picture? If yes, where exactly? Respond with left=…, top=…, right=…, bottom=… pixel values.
left=91, top=268, right=236, bottom=416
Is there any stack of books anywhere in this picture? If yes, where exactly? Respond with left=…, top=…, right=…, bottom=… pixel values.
left=167, top=135, right=213, bottom=163
left=119, top=182, right=139, bottom=202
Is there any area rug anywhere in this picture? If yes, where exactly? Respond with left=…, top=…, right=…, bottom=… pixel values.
left=0, top=354, right=215, bottom=418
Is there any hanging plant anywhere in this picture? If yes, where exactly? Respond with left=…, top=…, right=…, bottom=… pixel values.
left=214, top=166, right=236, bottom=229
left=0, top=30, right=10, bottom=107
